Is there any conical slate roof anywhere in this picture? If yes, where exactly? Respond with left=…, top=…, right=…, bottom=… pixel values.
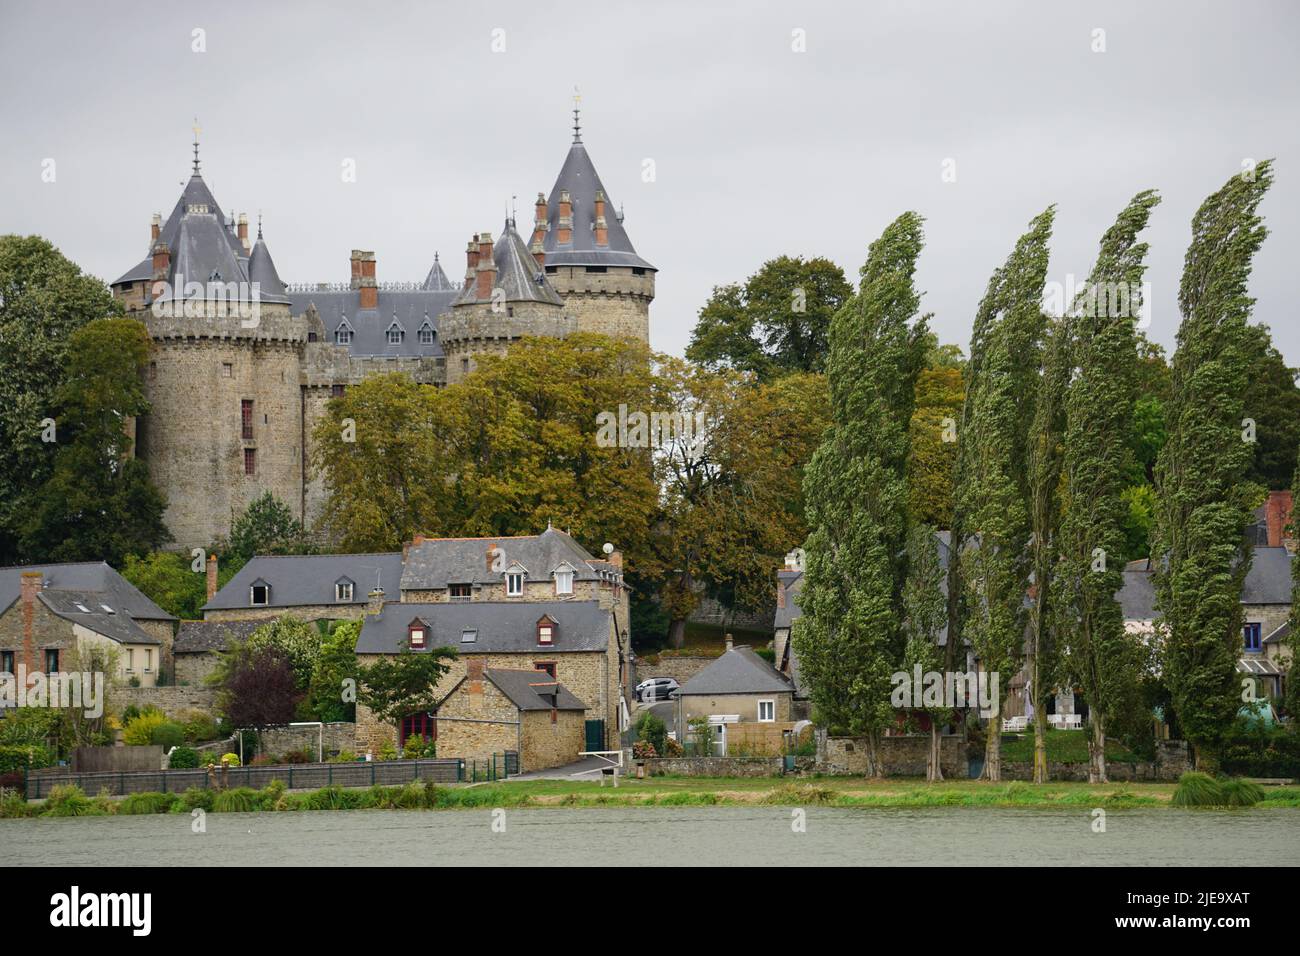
left=454, top=220, right=565, bottom=307
left=541, top=142, right=654, bottom=270
left=421, top=253, right=454, bottom=291
left=166, top=210, right=248, bottom=296
left=247, top=229, right=291, bottom=304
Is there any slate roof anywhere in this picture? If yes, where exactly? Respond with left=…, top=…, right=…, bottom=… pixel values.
left=203, top=553, right=404, bottom=611
left=400, top=528, right=608, bottom=591
left=288, top=289, right=452, bottom=358
left=247, top=232, right=291, bottom=305
left=542, top=142, right=654, bottom=271
left=1264, top=621, right=1289, bottom=646
left=421, top=254, right=455, bottom=292
left=483, top=668, right=586, bottom=711
left=774, top=570, right=803, bottom=630
left=174, top=619, right=265, bottom=654
left=1118, top=546, right=1293, bottom=622
left=37, top=590, right=161, bottom=645
left=355, top=600, right=612, bottom=655
left=678, top=646, right=794, bottom=696
left=0, top=563, right=175, bottom=622
left=453, top=221, right=565, bottom=307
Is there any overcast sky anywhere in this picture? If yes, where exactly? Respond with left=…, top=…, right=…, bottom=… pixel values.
left=2, top=0, right=1297, bottom=363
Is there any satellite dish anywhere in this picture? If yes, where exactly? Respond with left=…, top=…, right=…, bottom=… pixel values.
left=602, top=543, right=615, bottom=555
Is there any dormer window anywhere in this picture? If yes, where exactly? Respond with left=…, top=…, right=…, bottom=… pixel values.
left=408, top=620, right=427, bottom=649
left=335, top=578, right=354, bottom=602
left=537, top=615, right=556, bottom=646
left=250, top=580, right=270, bottom=606
left=335, top=319, right=353, bottom=345
left=418, top=321, right=435, bottom=345
left=554, top=566, right=574, bottom=596
left=507, top=572, right=524, bottom=597
left=386, top=321, right=404, bottom=345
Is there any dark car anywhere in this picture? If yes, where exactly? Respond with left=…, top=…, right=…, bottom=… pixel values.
left=635, top=677, right=680, bottom=702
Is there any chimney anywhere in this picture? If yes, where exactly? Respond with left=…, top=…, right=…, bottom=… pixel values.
left=557, top=190, right=572, bottom=244
left=151, top=241, right=170, bottom=279
left=20, top=572, right=42, bottom=674
left=475, top=232, right=496, bottom=300
left=776, top=577, right=786, bottom=610
left=1266, top=490, right=1293, bottom=548
left=531, top=193, right=548, bottom=267
left=150, top=213, right=161, bottom=241
left=237, top=213, right=249, bottom=250
left=594, top=190, right=608, bottom=246
left=367, top=587, right=385, bottom=616
left=467, top=658, right=484, bottom=695
left=353, top=250, right=378, bottom=310
left=607, top=549, right=622, bottom=569
left=485, top=543, right=497, bottom=573
left=206, top=554, right=219, bottom=602
left=724, top=633, right=734, bottom=652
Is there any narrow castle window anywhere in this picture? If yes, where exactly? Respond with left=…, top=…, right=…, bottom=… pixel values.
left=241, top=400, right=254, bottom=440
left=331, top=384, right=345, bottom=398
left=222, top=362, right=232, bottom=378
left=244, top=447, right=256, bottom=475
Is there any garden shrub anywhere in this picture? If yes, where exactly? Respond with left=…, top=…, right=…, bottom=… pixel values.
left=150, top=722, right=186, bottom=751
left=0, top=744, right=53, bottom=775
left=123, top=709, right=167, bottom=746
left=42, top=785, right=100, bottom=817
left=168, top=746, right=200, bottom=769
left=636, top=711, right=667, bottom=755
left=177, top=710, right=220, bottom=743
left=281, top=748, right=311, bottom=765
left=1171, top=772, right=1226, bottom=807
left=213, top=787, right=259, bottom=812
left=1220, top=779, right=1265, bottom=807
left=180, top=787, right=214, bottom=812
left=118, top=792, right=180, bottom=815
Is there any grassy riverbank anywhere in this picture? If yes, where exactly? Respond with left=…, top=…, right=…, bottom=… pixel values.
left=5, top=776, right=1299, bottom=818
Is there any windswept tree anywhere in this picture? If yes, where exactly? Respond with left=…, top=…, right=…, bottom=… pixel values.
left=901, top=523, right=951, bottom=780
left=792, top=212, right=928, bottom=776
left=1055, top=190, right=1161, bottom=783
left=1154, top=162, right=1275, bottom=769
left=960, top=206, right=1055, bottom=781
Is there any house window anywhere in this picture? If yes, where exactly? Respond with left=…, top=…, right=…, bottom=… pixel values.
left=555, top=569, right=574, bottom=595
left=335, top=323, right=353, bottom=345
left=222, top=362, right=232, bottom=378
left=400, top=712, right=434, bottom=747
left=243, top=448, right=256, bottom=475
left=44, top=649, right=59, bottom=675
left=126, top=649, right=135, bottom=674
left=250, top=583, right=270, bottom=606
left=460, top=628, right=477, bottom=644
left=449, top=583, right=472, bottom=601
left=336, top=581, right=354, bottom=602
left=0, top=650, right=13, bottom=674
left=409, top=624, right=426, bottom=649
left=537, top=620, right=554, bottom=645
left=419, top=324, right=435, bottom=345
left=1244, top=622, right=1263, bottom=652
left=757, top=699, right=775, bottom=722
left=534, top=661, right=557, bottom=679
left=387, top=324, right=404, bottom=345
left=507, top=572, right=523, bottom=597
left=145, top=649, right=153, bottom=674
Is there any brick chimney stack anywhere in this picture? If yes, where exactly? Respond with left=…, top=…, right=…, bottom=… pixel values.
left=206, top=554, right=219, bottom=602
left=152, top=241, right=170, bottom=279
left=531, top=193, right=548, bottom=267
left=367, top=587, right=385, bottom=616
left=467, top=658, right=484, bottom=695
left=151, top=213, right=161, bottom=241
left=776, top=578, right=786, bottom=610
left=237, top=213, right=249, bottom=250
left=20, top=571, right=42, bottom=675
left=556, top=190, right=572, bottom=244
left=1266, top=490, right=1294, bottom=548
left=351, top=250, right=378, bottom=310
left=485, top=543, right=498, bottom=573
left=594, top=190, right=608, bottom=246
left=475, top=233, right=496, bottom=300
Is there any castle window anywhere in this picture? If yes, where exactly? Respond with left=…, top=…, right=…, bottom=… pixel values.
left=331, top=384, right=345, bottom=398
left=308, top=331, right=318, bottom=342
left=507, top=572, right=524, bottom=597
left=585, top=266, right=607, bottom=274
left=461, top=358, right=470, bottom=374
left=335, top=320, right=353, bottom=345
left=386, top=322, right=404, bottom=345
left=418, top=322, right=435, bottom=345
left=1244, top=622, right=1262, bottom=652
left=250, top=581, right=270, bottom=606
left=244, top=447, right=256, bottom=475
left=241, top=400, right=254, bottom=439
left=534, top=661, right=556, bottom=679
left=222, top=362, right=232, bottom=378
left=632, top=268, right=646, bottom=276
left=149, top=362, right=157, bottom=381
left=507, top=307, right=514, bottom=318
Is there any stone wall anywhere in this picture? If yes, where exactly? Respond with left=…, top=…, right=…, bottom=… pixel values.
left=820, top=735, right=969, bottom=778
left=435, top=676, right=521, bottom=763
left=521, top=709, right=586, bottom=771
left=1002, top=740, right=1190, bottom=782
left=546, top=265, right=653, bottom=344
left=643, top=756, right=783, bottom=777
left=116, top=684, right=219, bottom=718
left=255, top=722, right=356, bottom=759
left=634, top=655, right=717, bottom=686
left=680, top=692, right=791, bottom=725
left=686, top=593, right=773, bottom=632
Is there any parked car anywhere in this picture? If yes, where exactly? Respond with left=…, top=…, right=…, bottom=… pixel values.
left=636, top=677, right=680, bottom=702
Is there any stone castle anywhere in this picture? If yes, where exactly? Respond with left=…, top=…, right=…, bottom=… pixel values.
left=109, top=115, right=655, bottom=550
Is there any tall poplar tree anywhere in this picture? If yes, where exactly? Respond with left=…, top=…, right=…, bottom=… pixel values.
left=1154, top=162, right=1274, bottom=770
left=960, top=207, right=1055, bottom=781
left=792, top=212, right=928, bottom=777
left=1055, top=190, right=1161, bottom=783
left=901, top=523, right=950, bottom=780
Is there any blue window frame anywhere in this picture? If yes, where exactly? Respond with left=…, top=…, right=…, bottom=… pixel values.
left=1243, top=622, right=1262, bottom=652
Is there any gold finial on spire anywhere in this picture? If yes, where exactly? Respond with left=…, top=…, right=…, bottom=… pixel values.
left=572, top=86, right=582, bottom=144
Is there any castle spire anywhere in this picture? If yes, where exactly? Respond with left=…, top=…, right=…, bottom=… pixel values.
left=191, top=119, right=202, bottom=175
left=571, top=87, right=582, bottom=144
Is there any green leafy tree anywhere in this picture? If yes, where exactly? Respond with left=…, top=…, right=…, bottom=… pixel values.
left=686, top=256, right=852, bottom=377
left=907, top=338, right=965, bottom=528
left=308, top=620, right=360, bottom=723
left=121, top=551, right=238, bottom=620
left=1154, top=161, right=1274, bottom=770
left=1055, top=190, right=1161, bottom=783
left=217, top=643, right=300, bottom=735
left=358, top=647, right=457, bottom=727
left=960, top=206, right=1055, bottom=782
left=793, top=212, right=928, bottom=776
left=20, top=318, right=170, bottom=564
left=223, top=492, right=314, bottom=563
left=1242, top=324, right=1300, bottom=491
left=901, top=523, right=950, bottom=781
left=244, top=617, right=323, bottom=692
left=0, top=236, right=126, bottom=563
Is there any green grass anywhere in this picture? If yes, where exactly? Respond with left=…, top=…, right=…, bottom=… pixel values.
left=998, top=728, right=1140, bottom=764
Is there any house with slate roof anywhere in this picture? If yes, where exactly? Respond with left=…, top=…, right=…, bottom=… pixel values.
left=108, top=109, right=655, bottom=549
left=675, top=637, right=796, bottom=756
left=201, top=527, right=632, bottom=757
left=0, top=563, right=176, bottom=689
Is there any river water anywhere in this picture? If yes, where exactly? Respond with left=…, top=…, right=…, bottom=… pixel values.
left=5, top=806, right=1297, bottom=866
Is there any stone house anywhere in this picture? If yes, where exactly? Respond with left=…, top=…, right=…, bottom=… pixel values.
left=0, top=563, right=176, bottom=688
left=434, top=662, right=587, bottom=772
left=172, top=619, right=265, bottom=686
left=675, top=638, right=796, bottom=756
left=203, top=527, right=632, bottom=757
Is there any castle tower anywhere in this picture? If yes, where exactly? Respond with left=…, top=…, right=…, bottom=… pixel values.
left=439, top=220, right=573, bottom=384
left=110, top=143, right=306, bottom=550
left=537, top=108, right=655, bottom=343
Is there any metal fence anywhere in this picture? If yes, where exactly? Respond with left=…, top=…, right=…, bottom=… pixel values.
left=26, top=757, right=464, bottom=799
left=463, top=752, right=517, bottom=783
